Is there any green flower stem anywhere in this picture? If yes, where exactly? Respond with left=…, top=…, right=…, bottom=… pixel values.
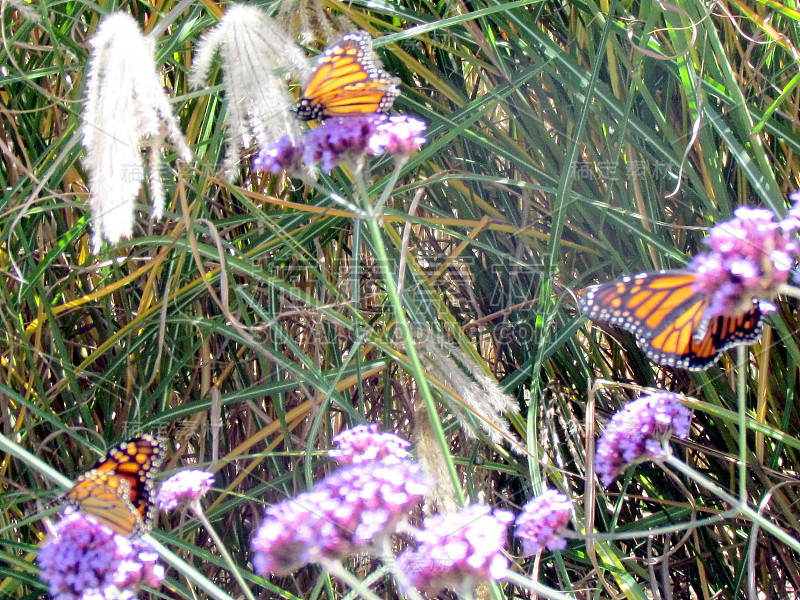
left=778, top=283, right=800, bottom=300
left=0, top=432, right=71, bottom=489
left=736, top=345, right=747, bottom=502
left=190, top=501, right=257, bottom=600
left=360, top=183, right=464, bottom=505
left=372, top=158, right=407, bottom=216
left=591, top=510, right=737, bottom=540
left=317, top=558, right=385, bottom=600
left=457, top=581, right=476, bottom=600
left=504, top=571, right=577, bottom=600
left=664, top=454, right=800, bottom=554
left=378, top=536, right=426, bottom=600
left=354, top=162, right=463, bottom=502
left=144, top=536, right=238, bottom=600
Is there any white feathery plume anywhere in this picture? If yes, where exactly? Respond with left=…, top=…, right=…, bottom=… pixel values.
left=276, top=0, right=346, bottom=44
left=81, top=12, right=192, bottom=253
left=191, top=5, right=310, bottom=180
left=413, top=329, right=524, bottom=454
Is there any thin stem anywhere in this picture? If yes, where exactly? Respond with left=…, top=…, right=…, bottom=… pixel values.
left=144, top=536, right=238, bottom=600
left=356, top=173, right=464, bottom=504
left=191, top=502, right=257, bottom=600
left=378, top=536, right=426, bottom=600
left=317, top=558, right=385, bottom=600
left=457, top=581, right=476, bottom=600
left=737, top=345, right=747, bottom=502
left=503, top=570, right=577, bottom=600
left=583, top=510, right=737, bottom=541
left=372, top=158, right=407, bottom=216
left=777, top=283, right=800, bottom=300
left=663, top=455, right=800, bottom=554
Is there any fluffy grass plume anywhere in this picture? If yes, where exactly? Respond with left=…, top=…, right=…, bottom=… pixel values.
left=191, top=5, right=308, bottom=180
left=81, top=12, right=192, bottom=251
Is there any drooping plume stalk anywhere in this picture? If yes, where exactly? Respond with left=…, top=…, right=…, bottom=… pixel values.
left=355, top=164, right=464, bottom=505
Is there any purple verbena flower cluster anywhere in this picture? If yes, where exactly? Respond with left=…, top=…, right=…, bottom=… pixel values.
left=367, top=116, right=427, bottom=156
left=37, top=508, right=164, bottom=600
left=595, top=392, right=692, bottom=486
left=254, top=115, right=426, bottom=174
left=251, top=457, right=432, bottom=575
left=689, top=205, right=800, bottom=322
left=249, top=425, right=577, bottom=590
left=515, top=489, right=572, bottom=555
left=303, top=115, right=383, bottom=172
left=395, top=505, right=514, bottom=594
left=310, top=459, right=432, bottom=555
left=329, top=423, right=409, bottom=466
left=251, top=490, right=326, bottom=576
left=156, top=470, right=215, bottom=511
left=252, top=135, right=303, bottom=174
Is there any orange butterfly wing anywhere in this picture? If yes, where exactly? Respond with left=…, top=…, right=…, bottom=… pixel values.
left=66, top=470, right=143, bottom=537
left=579, top=271, right=764, bottom=370
left=66, top=435, right=166, bottom=537
left=295, top=31, right=399, bottom=121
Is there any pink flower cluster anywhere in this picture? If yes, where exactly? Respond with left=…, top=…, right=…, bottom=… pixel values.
left=689, top=205, right=800, bottom=322
left=329, top=423, right=409, bottom=465
left=254, top=115, right=426, bottom=174
left=396, top=505, right=514, bottom=594
left=251, top=457, right=432, bottom=575
left=250, top=425, right=576, bottom=593
left=595, top=392, right=691, bottom=485
left=37, top=508, right=164, bottom=600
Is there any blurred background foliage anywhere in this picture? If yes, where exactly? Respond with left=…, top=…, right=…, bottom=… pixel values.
left=3, top=0, right=800, bottom=598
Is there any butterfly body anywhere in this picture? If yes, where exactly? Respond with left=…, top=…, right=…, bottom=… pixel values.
left=66, top=435, right=165, bottom=537
left=294, top=31, right=399, bottom=121
left=579, top=270, right=766, bottom=370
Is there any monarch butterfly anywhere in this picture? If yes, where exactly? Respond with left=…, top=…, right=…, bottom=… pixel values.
left=579, top=271, right=769, bottom=370
left=294, top=31, right=400, bottom=121
left=65, top=435, right=165, bottom=537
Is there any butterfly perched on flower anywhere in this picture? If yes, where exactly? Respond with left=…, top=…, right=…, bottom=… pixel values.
left=579, top=270, right=770, bottom=370
left=65, top=435, right=166, bottom=537
left=294, top=31, right=400, bottom=121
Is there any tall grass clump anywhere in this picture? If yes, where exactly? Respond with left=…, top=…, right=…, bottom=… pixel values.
left=3, top=1, right=800, bottom=599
